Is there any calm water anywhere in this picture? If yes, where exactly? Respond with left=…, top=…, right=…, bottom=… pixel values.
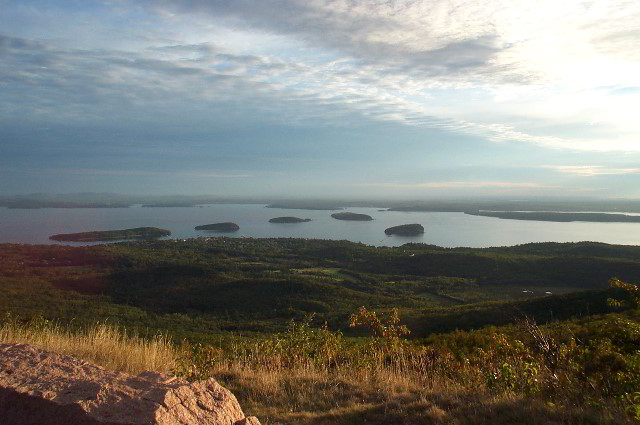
left=1, top=204, right=639, bottom=248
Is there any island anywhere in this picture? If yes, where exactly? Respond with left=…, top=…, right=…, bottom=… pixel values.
left=465, top=211, right=640, bottom=223
left=49, top=227, right=171, bottom=242
left=194, top=222, right=240, bottom=232
left=330, top=212, right=374, bottom=221
left=269, top=217, right=312, bottom=223
left=384, top=223, right=425, bottom=236
left=141, top=203, right=196, bottom=208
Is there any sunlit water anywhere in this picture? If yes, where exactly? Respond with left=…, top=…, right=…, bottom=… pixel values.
left=1, top=204, right=639, bottom=248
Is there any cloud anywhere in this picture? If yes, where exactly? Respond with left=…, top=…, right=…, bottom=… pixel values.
left=546, top=166, right=640, bottom=177
left=0, top=33, right=318, bottom=125
left=2, top=0, right=640, bottom=156
left=46, top=168, right=253, bottom=178
left=146, top=0, right=640, bottom=83
left=146, top=0, right=511, bottom=81
left=133, top=1, right=640, bottom=151
left=355, top=181, right=555, bottom=189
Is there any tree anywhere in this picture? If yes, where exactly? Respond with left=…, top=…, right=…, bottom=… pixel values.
left=608, top=278, right=639, bottom=309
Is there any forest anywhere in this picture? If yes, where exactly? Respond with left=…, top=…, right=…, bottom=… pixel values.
left=0, top=238, right=638, bottom=423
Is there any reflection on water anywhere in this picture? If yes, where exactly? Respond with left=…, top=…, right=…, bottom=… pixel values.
left=1, top=204, right=639, bottom=248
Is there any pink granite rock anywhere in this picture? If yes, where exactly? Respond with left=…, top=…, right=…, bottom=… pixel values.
left=0, top=343, right=260, bottom=425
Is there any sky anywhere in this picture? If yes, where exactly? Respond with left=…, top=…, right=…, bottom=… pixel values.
left=1, top=0, right=639, bottom=199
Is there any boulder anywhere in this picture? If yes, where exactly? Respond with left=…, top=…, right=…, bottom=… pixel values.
left=0, top=343, right=260, bottom=425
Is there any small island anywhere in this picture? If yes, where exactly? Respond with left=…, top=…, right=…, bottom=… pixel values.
left=384, top=224, right=425, bottom=236
left=194, top=222, right=240, bottom=232
left=331, top=212, right=374, bottom=221
left=141, top=203, right=196, bottom=208
left=269, top=217, right=312, bottom=223
left=49, top=227, right=171, bottom=242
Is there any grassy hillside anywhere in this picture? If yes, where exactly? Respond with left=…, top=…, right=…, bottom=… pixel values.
left=1, top=307, right=638, bottom=424
left=0, top=238, right=639, bottom=423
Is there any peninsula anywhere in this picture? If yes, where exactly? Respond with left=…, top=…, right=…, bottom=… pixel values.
left=49, top=227, right=171, bottom=242
left=466, top=211, right=640, bottom=223
left=384, top=223, right=425, bottom=236
left=331, top=212, right=374, bottom=221
left=269, top=217, right=312, bottom=223
left=194, top=222, right=240, bottom=232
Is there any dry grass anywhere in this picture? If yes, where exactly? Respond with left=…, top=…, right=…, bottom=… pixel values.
left=0, top=317, right=635, bottom=424
left=0, top=318, right=177, bottom=374
left=213, top=364, right=630, bottom=425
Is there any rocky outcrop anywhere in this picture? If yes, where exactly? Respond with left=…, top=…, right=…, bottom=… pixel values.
left=384, top=224, right=424, bottom=236
left=194, top=223, right=240, bottom=232
left=0, top=343, right=260, bottom=425
left=330, top=212, right=374, bottom=221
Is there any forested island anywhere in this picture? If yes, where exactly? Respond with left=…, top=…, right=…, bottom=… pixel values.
left=331, top=212, right=374, bottom=221
left=49, top=227, right=171, bottom=242
left=467, top=211, right=640, bottom=223
left=384, top=223, right=424, bottom=235
left=268, top=217, right=312, bottom=223
left=194, top=222, right=240, bottom=232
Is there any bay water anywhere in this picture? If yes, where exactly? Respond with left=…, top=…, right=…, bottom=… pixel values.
left=1, top=204, right=639, bottom=247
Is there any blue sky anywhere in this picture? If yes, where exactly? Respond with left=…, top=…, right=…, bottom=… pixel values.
left=1, top=0, right=639, bottom=198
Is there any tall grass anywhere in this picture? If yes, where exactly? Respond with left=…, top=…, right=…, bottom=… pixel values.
left=0, top=315, right=176, bottom=374
left=181, top=313, right=639, bottom=424
left=0, top=312, right=637, bottom=424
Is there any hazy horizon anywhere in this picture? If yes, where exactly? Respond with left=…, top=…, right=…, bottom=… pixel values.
left=1, top=1, right=639, bottom=198
left=4, top=191, right=640, bottom=206
left=3, top=190, right=640, bottom=200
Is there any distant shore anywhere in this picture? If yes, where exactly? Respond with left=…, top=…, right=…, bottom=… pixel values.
left=3, top=195, right=640, bottom=214
left=465, top=211, right=640, bottom=223
left=3, top=201, right=131, bottom=209
left=266, top=203, right=343, bottom=211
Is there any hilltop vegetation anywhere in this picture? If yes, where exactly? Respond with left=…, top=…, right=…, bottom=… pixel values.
left=0, top=238, right=639, bottom=423
left=1, top=290, right=638, bottom=424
